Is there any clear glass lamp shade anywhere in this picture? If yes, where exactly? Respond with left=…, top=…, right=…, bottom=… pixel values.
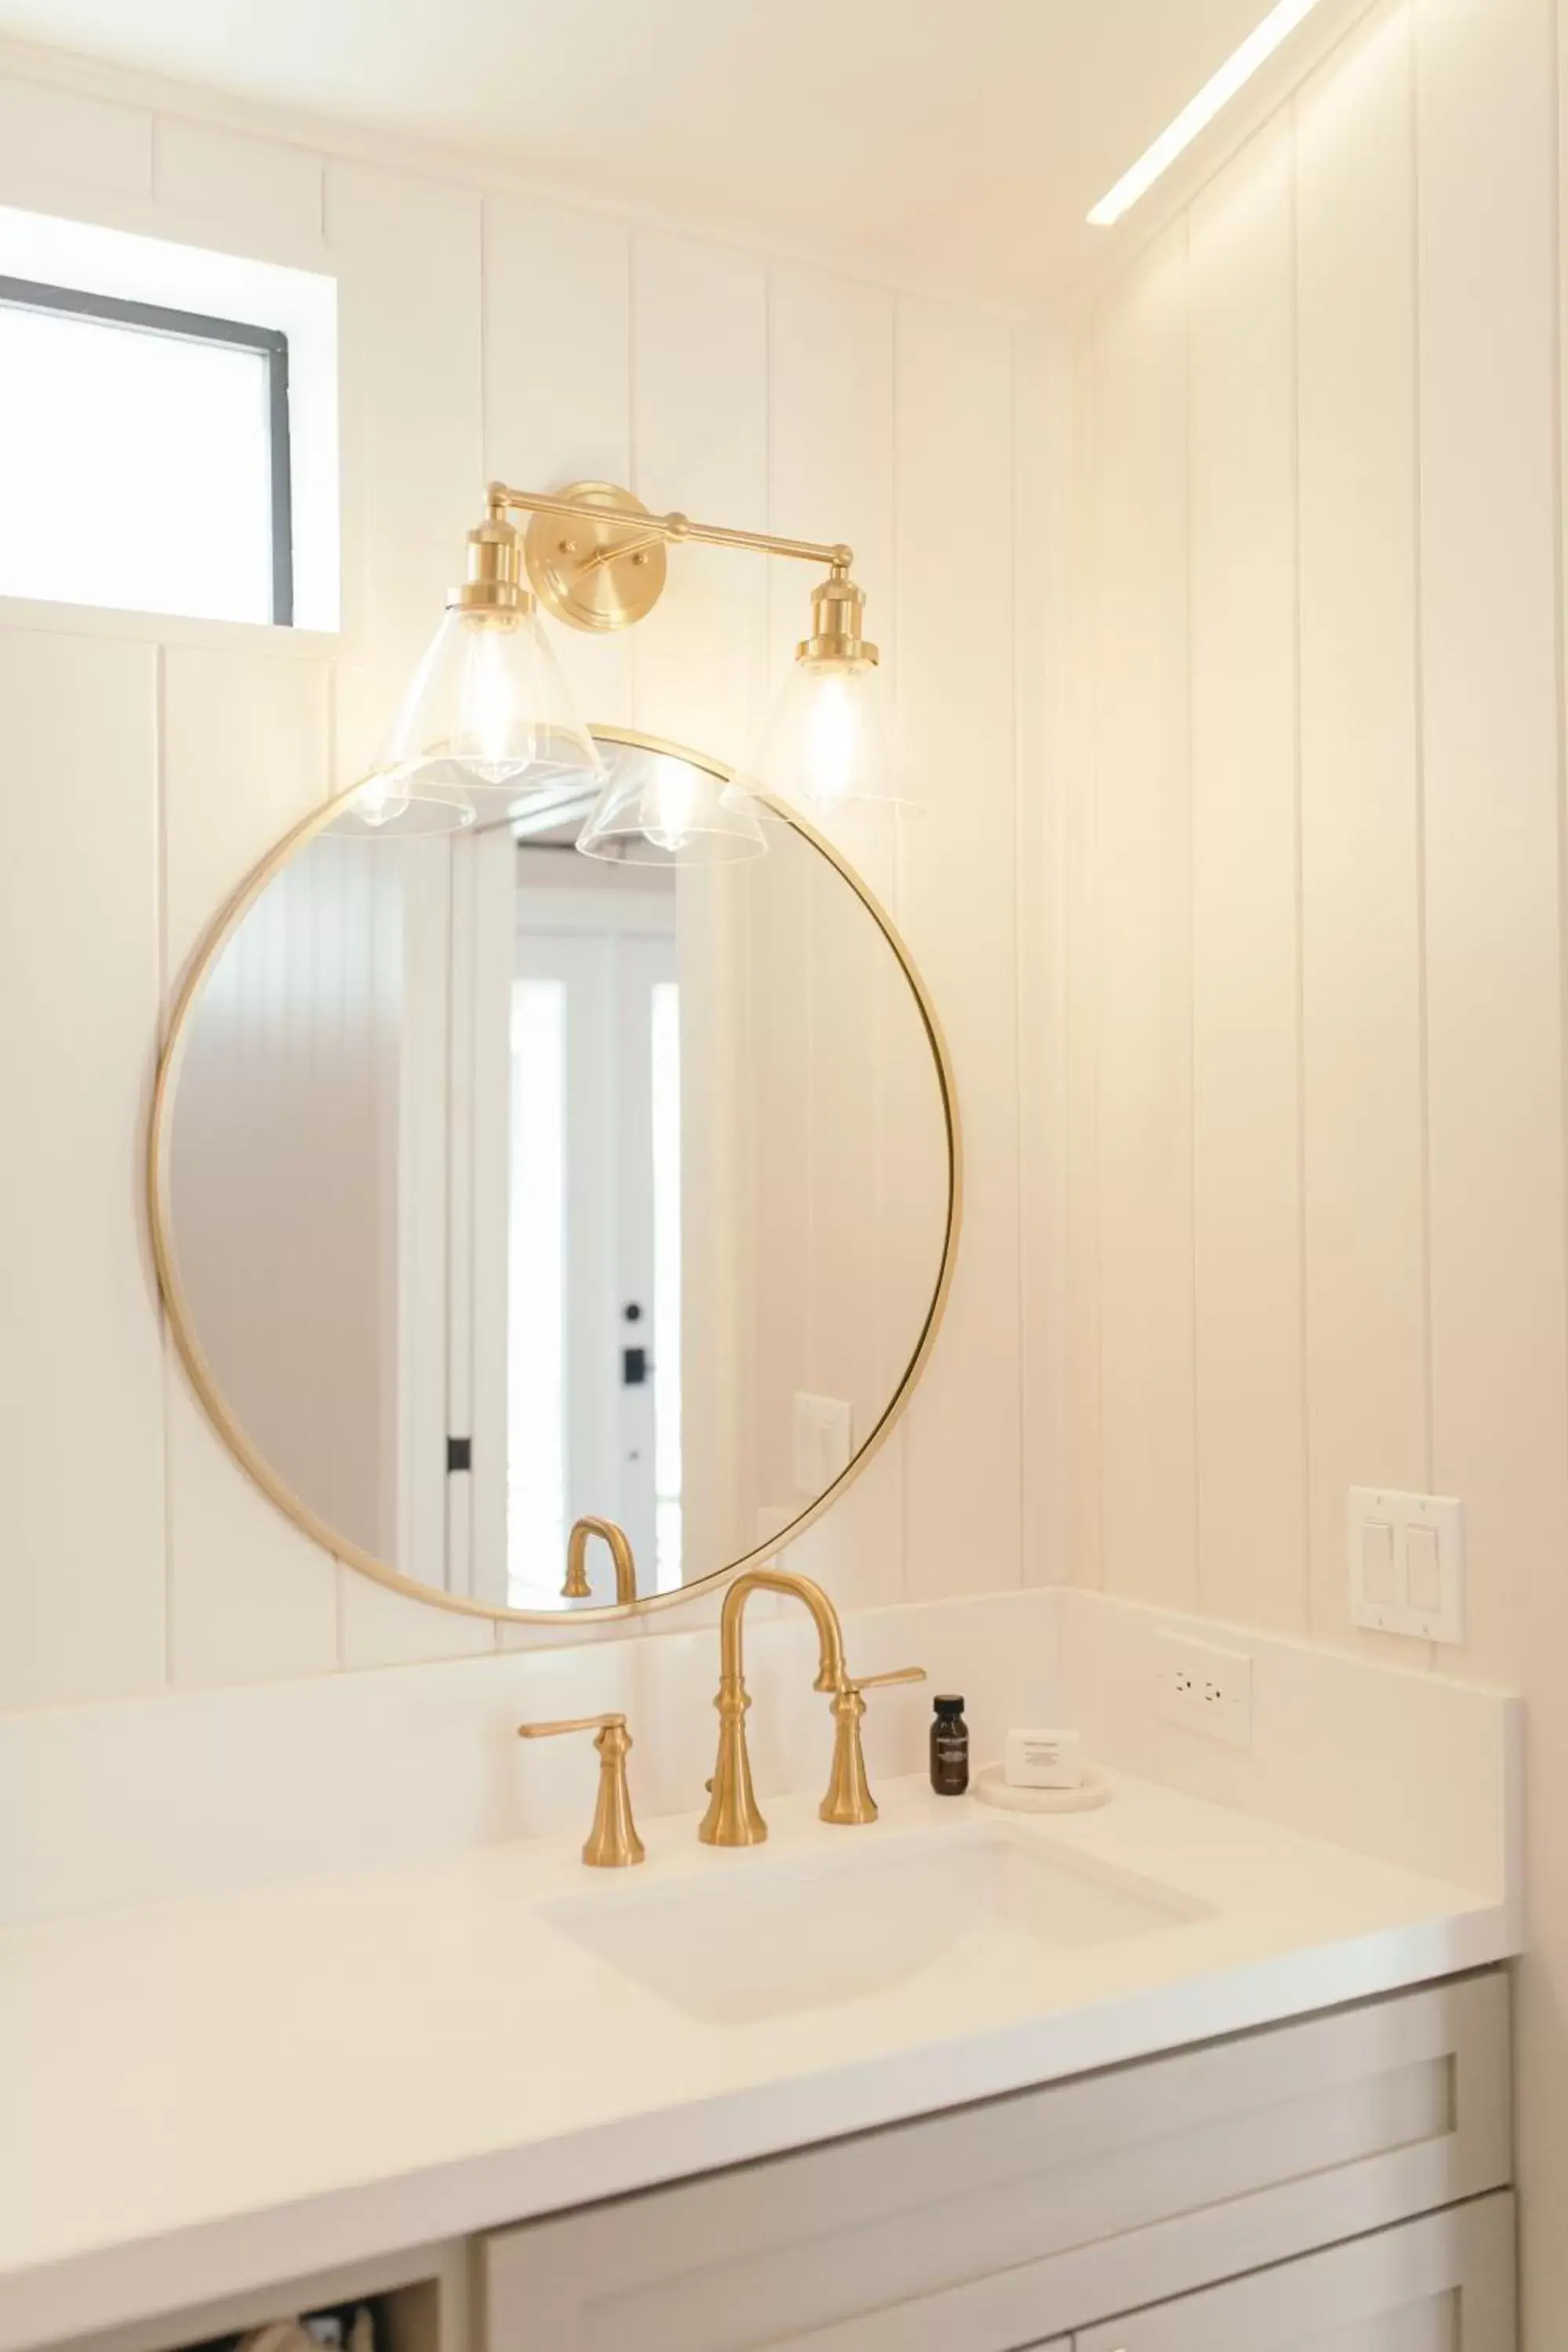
left=577, top=747, right=768, bottom=866
left=328, top=771, right=477, bottom=840
left=746, top=655, right=922, bottom=819
left=373, top=604, right=602, bottom=811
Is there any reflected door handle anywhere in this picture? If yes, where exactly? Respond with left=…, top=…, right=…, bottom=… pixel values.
left=622, top=1345, right=648, bottom=1385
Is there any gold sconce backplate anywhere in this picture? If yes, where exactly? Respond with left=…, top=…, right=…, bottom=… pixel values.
left=523, top=480, right=668, bottom=633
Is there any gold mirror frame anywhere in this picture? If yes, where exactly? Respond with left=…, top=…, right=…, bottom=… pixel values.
left=148, top=728, right=962, bottom=1624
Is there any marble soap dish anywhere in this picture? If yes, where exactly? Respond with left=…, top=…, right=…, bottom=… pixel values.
left=972, top=1759, right=1112, bottom=1815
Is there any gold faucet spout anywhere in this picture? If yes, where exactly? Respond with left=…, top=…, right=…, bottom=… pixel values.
left=717, top=1565, right=847, bottom=1695
left=561, top=1515, right=638, bottom=1605
left=699, top=1567, right=851, bottom=1847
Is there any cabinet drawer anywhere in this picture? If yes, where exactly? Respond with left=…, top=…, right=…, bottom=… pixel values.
left=482, top=1973, right=1511, bottom=2352
left=1074, top=2190, right=1515, bottom=2350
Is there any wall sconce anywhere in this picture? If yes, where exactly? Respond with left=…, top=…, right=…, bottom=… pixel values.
left=342, top=480, right=916, bottom=858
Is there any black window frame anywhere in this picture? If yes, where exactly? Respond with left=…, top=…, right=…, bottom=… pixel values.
left=0, top=272, right=294, bottom=626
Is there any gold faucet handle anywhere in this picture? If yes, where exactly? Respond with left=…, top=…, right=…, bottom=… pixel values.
left=821, top=1668, right=927, bottom=1826
left=518, top=1711, right=627, bottom=1738
left=517, top=1712, right=646, bottom=1868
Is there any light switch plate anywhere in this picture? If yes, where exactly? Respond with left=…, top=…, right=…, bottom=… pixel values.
left=792, top=1393, right=853, bottom=1497
left=1154, top=1631, right=1254, bottom=1748
left=1348, top=1486, right=1465, bottom=1644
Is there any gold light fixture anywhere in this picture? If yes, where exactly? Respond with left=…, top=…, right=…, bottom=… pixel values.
left=338, top=501, right=603, bottom=839
left=350, top=478, right=915, bottom=853
left=747, top=563, right=917, bottom=822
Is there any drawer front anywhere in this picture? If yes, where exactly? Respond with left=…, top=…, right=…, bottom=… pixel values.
left=483, top=1973, right=1511, bottom=2352
left=1074, top=2190, right=1515, bottom=2350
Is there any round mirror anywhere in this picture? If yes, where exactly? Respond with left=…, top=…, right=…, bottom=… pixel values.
left=151, top=730, right=958, bottom=1621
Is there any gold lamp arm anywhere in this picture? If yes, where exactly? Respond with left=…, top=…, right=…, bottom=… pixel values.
left=488, top=479, right=853, bottom=572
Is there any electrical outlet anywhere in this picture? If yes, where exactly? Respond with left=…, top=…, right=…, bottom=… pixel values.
left=1155, top=1631, right=1254, bottom=1748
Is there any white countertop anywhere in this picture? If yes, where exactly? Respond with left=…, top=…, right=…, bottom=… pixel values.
left=0, top=1769, right=1515, bottom=2352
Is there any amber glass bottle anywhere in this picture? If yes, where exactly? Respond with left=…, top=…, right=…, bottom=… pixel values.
left=929, top=1693, right=970, bottom=1795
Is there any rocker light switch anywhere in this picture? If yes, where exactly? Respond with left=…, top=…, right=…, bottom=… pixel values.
left=1349, top=1487, right=1465, bottom=1645
left=792, top=1393, right=853, bottom=1496
left=1359, top=1519, right=1402, bottom=1606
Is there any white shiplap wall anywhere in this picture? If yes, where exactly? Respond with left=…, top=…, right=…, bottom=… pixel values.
left=0, top=42, right=1044, bottom=1705
left=1057, top=0, right=1567, bottom=2337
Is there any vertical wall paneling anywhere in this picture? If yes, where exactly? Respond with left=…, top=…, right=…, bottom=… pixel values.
left=1418, top=2, right=1568, bottom=2337
left=1188, top=117, right=1309, bottom=1633
left=630, top=230, right=770, bottom=767
left=324, top=161, right=496, bottom=1664
left=326, top=162, right=485, bottom=787
left=1089, top=225, right=1199, bottom=1611
left=0, top=631, right=165, bottom=1708
left=161, top=644, right=343, bottom=1686
left=481, top=198, right=635, bottom=728
left=1061, top=321, right=1104, bottom=1589
left=1016, top=325, right=1067, bottom=1586
left=895, top=296, right=1022, bottom=1600
left=1416, top=0, right=1567, bottom=1678
left=1296, top=0, right=1432, bottom=1661
left=766, top=263, right=906, bottom=1609
left=0, top=45, right=1038, bottom=1700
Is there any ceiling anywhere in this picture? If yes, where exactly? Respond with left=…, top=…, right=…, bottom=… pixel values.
left=0, top=1, right=1339, bottom=309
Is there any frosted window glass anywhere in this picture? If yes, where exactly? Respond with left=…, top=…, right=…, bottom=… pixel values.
left=0, top=303, right=276, bottom=623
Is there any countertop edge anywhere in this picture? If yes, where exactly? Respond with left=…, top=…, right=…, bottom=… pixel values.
left=4, top=1901, right=1517, bottom=2352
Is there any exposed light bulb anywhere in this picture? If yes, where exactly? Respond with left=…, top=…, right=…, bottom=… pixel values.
left=750, top=652, right=918, bottom=818
left=454, top=615, right=533, bottom=782
left=645, top=760, right=701, bottom=853
left=376, top=595, right=599, bottom=807
left=794, top=664, right=866, bottom=813
left=353, top=773, right=408, bottom=829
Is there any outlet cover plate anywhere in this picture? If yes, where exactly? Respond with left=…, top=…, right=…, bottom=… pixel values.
left=1155, top=1631, right=1254, bottom=1748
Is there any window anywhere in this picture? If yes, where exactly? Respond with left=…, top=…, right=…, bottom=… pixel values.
left=0, top=205, right=337, bottom=630
left=0, top=276, right=292, bottom=626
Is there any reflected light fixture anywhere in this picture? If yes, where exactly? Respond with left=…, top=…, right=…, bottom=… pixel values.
left=579, top=743, right=766, bottom=865
left=368, top=478, right=914, bottom=859
left=1087, top=0, right=1325, bottom=227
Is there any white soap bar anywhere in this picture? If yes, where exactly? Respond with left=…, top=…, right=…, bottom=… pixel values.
left=1004, top=1728, right=1082, bottom=1790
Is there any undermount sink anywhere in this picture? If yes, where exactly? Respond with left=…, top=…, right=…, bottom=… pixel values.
left=541, top=1820, right=1213, bottom=2025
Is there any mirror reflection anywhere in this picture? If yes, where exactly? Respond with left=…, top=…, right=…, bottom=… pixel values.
left=160, top=737, right=953, bottom=1615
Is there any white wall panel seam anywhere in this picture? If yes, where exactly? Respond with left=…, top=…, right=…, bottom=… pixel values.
left=891, top=292, right=909, bottom=1597
left=1550, top=0, right=1568, bottom=1562
left=1007, top=328, right=1027, bottom=1584
left=1181, top=212, right=1203, bottom=1612
left=1288, top=100, right=1313, bottom=1637
left=1406, top=0, right=1437, bottom=1504
left=154, top=636, right=174, bottom=1691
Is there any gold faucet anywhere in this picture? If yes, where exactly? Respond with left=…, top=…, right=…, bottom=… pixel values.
left=697, top=1567, right=925, bottom=1846
left=517, top=1711, right=645, bottom=1867
left=561, top=1515, right=638, bottom=1604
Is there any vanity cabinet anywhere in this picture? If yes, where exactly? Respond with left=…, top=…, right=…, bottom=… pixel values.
left=481, top=1972, right=1512, bottom=2352
left=1070, top=2192, right=1515, bottom=2349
